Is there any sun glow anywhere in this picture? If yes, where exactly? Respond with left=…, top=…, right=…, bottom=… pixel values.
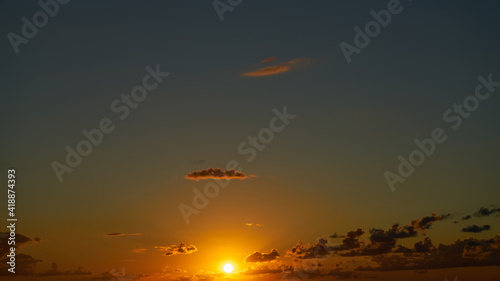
left=223, top=263, right=234, bottom=273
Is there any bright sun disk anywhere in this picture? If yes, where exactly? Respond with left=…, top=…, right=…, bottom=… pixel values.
left=223, top=263, right=234, bottom=273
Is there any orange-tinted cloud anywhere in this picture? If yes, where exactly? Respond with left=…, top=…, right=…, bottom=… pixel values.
left=156, top=242, right=197, bottom=256
left=132, top=248, right=148, bottom=253
left=260, top=56, right=277, bottom=64
left=245, top=249, right=280, bottom=262
left=185, top=168, right=253, bottom=181
left=241, top=58, right=308, bottom=77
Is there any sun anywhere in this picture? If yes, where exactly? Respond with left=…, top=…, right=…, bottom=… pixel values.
left=223, top=263, right=234, bottom=273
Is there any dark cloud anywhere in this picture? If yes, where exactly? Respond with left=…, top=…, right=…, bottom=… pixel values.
left=414, top=237, right=436, bottom=253
left=474, top=207, right=500, bottom=218
left=185, top=168, right=252, bottom=181
left=289, top=238, right=332, bottom=259
left=156, top=242, right=197, bottom=256
left=357, top=236, right=500, bottom=271
left=336, top=229, right=365, bottom=251
left=460, top=206, right=500, bottom=221
left=409, top=213, right=450, bottom=232
left=245, top=249, right=280, bottom=262
left=98, top=232, right=142, bottom=237
left=462, top=225, right=491, bottom=233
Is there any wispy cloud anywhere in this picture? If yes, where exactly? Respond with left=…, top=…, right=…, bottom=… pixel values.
left=260, top=56, right=277, bottom=64
left=241, top=58, right=309, bottom=77
left=98, top=233, right=143, bottom=237
left=185, top=168, right=253, bottom=181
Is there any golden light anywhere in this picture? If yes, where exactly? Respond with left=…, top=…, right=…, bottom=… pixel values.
left=223, top=263, right=234, bottom=273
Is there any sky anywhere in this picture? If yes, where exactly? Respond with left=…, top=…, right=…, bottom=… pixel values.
left=0, top=0, right=499, bottom=280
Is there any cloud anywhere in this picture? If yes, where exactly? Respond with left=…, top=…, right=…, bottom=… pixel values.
left=132, top=248, right=148, bottom=253
left=40, top=262, right=92, bottom=276
left=288, top=238, right=332, bottom=259
left=409, top=213, right=450, bottom=232
left=242, top=265, right=282, bottom=275
left=98, top=233, right=142, bottom=237
left=260, top=56, right=277, bottom=64
left=245, top=249, right=280, bottom=262
left=241, top=58, right=308, bottom=77
left=185, top=168, right=253, bottom=181
left=360, top=235, right=500, bottom=271
left=414, top=237, right=436, bottom=253
left=462, top=225, right=491, bottom=233
left=156, top=242, right=198, bottom=256
left=474, top=207, right=500, bottom=217
left=461, top=206, right=500, bottom=221
left=245, top=223, right=262, bottom=227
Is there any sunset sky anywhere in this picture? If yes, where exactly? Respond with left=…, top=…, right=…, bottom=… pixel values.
left=1, top=1, right=499, bottom=280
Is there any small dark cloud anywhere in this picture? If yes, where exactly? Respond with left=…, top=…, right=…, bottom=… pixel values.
left=245, top=249, right=280, bottom=262
left=462, top=225, right=491, bottom=233
left=191, top=160, right=206, bottom=164
left=156, top=242, right=197, bottom=256
left=410, top=213, right=450, bottom=232
left=98, top=233, right=142, bottom=237
left=461, top=206, right=500, bottom=221
left=185, top=168, right=253, bottom=181
left=474, top=207, right=500, bottom=218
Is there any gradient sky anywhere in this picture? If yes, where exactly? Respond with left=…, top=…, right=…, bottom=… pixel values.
left=1, top=1, right=499, bottom=280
